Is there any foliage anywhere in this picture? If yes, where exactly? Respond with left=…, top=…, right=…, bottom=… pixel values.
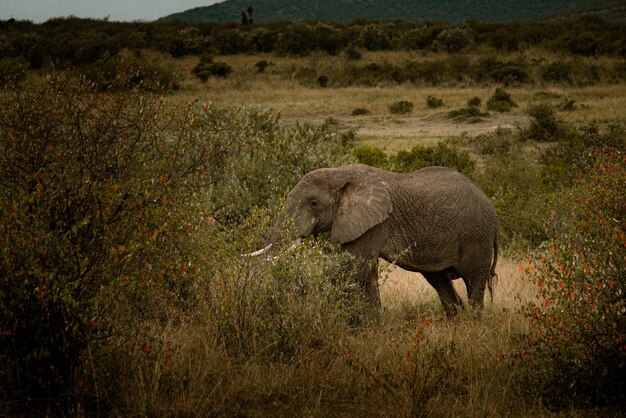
left=0, top=72, right=354, bottom=413
left=523, top=102, right=565, bottom=142
left=198, top=108, right=353, bottom=224
left=426, top=95, right=444, bottom=109
left=467, top=96, right=481, bottom=108
left=432, top=27, right=472, bottom=53
left=0, top=58, right=26, bottom=86
left=205, top=238, right=368, bottom=359
left=391, top=142, right=476, bottom=175
left=82, top=52, right=177, bottom=92
left=353, top=141, right=475, bottom=175
left=353, top=145, right=388, bottom=168
left=0, top=74, right=216, bottom=410
left=474, top=154, right=548, bottom=250
left=192, top=54, right=232, bottom=81
left=388, top=100, right=414, bottom=115
left=486, top=87, right=517, bottom=112
left=517, top=148, right=626, bottom=408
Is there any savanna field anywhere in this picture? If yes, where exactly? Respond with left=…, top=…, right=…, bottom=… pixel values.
left=0, top=17, right=625, bottom=416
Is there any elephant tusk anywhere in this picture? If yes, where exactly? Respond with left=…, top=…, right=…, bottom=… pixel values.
left=242, top=238, right=303, bottom=258
left=243, top=243, right=273, bottom=257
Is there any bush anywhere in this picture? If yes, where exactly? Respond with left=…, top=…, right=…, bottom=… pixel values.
left=557, top=97, right=576, bottom=111
left=473, top=127, right=516, bottom=156
left=432, top=27, right=472, bottom=53
left=344, top=43, right=362, bottom=60
left=388, top=100, right=414, bottom=115
left=486, top=87, right=517, bottom=112
left=489, top=64, right=529, bottom=86
left=317, top=74, right=329, bottom=88
left=82, top=52, right=176, bottom=92
left=517, top=148, right=626, bottom=408
left=448, top=106, right=488, bottom=122
left=353, top=145, right=388, bottom=168
left=523, top=102, right=564, bottom=142
left=351, top=107, right=371, bottom=116
left=542, top=61, right=573, bottom=84
left=192, top=55, right=232, bottom=81
left=474, top=155, right=548, bottom=249
left=467, top=96, right=481, bottom=108
left=0, top=74, right=217, bottom=410
left=255, top=60, right=269, bottom=73
left=0, top=73, right=355, bottom=414
left=0, top=57, right=26, bottom=86
left=426, top=95, right=444, bottom=109
left=390, top=142, right=475, bottom=175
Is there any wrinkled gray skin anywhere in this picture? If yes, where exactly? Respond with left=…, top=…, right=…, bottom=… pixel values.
left=274, top=163, right=498, bottom=316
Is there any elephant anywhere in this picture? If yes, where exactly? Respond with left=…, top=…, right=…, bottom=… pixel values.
left=253, top=163, right=498, bottom=316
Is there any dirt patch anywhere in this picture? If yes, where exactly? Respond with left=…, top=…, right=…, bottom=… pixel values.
left=301, top=112, right=528, bottom=151
left=352, top=112, right=525, bottom=141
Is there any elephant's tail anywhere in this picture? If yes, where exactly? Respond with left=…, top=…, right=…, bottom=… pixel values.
left=488, top=235, right=498, bottom=302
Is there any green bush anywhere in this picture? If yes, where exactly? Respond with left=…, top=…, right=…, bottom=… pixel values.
left=474, top=155, right=548, bottom=250
left=467, top=96, right=482, bottom=108
left=517, top=148, right=626, bottom=408
left=539, top=123, right=626, bottom=188
left=426, top=95, right=444, bottom=109
left=523, top=102, right=564, bottom=142
left=486, top=87, right=517, bottom=112
left=201, top=108, right=353, bottom=224
left=390, top=142, right=475, bottom=175
left=388, top=100, right=414, bottom=115
left=353, top=145, right=388, bottom=168
left=206, top=238, right=367, bottom=358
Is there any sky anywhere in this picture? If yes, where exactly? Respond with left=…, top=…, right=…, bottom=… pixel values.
left=0, top=0, right=222, bottom=23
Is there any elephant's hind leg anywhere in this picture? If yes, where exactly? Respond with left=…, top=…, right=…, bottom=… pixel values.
left=423, top=271, right=464, bottom=317
left=462, top=269, right=490, bottom=310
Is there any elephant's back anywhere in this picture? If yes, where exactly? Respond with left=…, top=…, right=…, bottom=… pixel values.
left=394, top=166, right=496, bottom=224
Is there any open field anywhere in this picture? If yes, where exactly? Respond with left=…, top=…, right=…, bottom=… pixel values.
left=163, top=51, right=626, bottom=151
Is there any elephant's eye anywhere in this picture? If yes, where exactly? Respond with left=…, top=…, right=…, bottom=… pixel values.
left=309, top=199, right=319, bottom=209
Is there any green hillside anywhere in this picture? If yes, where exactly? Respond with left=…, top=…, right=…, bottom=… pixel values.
left=160, top=0, right=620, bottom=24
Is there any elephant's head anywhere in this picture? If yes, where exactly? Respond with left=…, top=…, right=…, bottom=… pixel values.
left=277, top=164, right=393, bottom=244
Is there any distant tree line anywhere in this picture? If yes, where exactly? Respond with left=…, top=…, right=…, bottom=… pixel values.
left=0, top=15, right=624, bottom=68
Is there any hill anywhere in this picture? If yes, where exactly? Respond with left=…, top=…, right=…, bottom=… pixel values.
left=160, top=0, right=624, bottom=24
left=541, top=0, right=626, bottom=22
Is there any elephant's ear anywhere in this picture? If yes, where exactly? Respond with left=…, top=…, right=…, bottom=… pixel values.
left=331, top=171, right=392, bottom=244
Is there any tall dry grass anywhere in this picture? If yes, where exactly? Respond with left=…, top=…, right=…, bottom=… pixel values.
left=108, top=257, right=549, bottom=417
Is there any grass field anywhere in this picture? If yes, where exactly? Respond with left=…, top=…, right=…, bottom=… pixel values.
left=164, top=51, right=626, bottom=152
